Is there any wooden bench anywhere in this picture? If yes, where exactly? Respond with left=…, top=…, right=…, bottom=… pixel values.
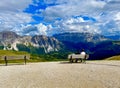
left=1, top=55, right=30, bottom=66
left=68, top=53, right=89, bottom=63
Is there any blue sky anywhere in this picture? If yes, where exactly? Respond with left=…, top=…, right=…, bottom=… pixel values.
left=0, top=0, right=120, bottom=36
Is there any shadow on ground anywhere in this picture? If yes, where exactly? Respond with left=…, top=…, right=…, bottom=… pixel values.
left=59, top=61, right=85, bottom=64
left=87, top=63, right=120, bottom=67
left=59, top=61, right=120, bottom=67
left=0, top=63, right=26, bottom=66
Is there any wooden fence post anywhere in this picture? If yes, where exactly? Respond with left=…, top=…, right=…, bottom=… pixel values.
left=24, top=56, right=27, bottom=65
left=4, top=56, right=7, bottom=66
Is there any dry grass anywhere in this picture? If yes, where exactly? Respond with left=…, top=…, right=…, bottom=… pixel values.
left=106, top=55, right=120, bottom=60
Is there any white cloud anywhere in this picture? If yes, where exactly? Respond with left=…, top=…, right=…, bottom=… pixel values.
left=103, top=0, right=120, bottom=11
left=65, top=18, right=85, bottom=24
left=0, top=0, right=32, bottom=12
left=0, top=0, right=120, bottom=36
left=43, top=16, right=101, bottom=35
left=36, top=0, right=107, bottom=35
left=114, top=12, right=120, bottom=21
left=0, top=12, right=32, bottom=31
left=42, top=0, right=106, bottom=20
left=36, top=0, right=120, bottom=36
left=36, top=23, right=48, bottom=35
left=0, top=0, right=33, bottom=32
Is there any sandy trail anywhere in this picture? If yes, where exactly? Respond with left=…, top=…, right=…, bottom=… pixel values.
left=0, top=61, right=120, bottom=88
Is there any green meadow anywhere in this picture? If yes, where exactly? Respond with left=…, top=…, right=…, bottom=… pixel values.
left=0, top=50, right=120, bottom=65
left=0, top=50, right=43, bottom=64
left=0, top=50, right=65, bottom=64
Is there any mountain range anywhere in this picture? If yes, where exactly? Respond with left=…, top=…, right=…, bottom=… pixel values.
left=0, top=31, right=62, bottom=54
left=0, top=31, right=120, bottom=60
left=53, top=33, right=120, bottom=60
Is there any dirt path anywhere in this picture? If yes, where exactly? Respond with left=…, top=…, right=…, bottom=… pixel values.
left=0, top=61, right=120, bottom=88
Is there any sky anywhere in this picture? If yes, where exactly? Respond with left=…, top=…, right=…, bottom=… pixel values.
left=0, top=0, right=120, bottom=36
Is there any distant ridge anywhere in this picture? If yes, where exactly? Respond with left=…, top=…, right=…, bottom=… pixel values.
left=53, top=32, right=109, bottom=43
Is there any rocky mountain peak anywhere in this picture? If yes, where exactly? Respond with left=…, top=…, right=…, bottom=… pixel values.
left=0, top=31, right=61, bottom=53
left=31, top=35, right=61, bottom=53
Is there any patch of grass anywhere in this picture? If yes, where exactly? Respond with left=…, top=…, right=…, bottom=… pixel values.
left=0, top=50, right=30, bottom=64
left=29, top=54, right=67, bottom=62
left=106, top=55, right=120, bottom=60
left=0, top=50, right=29, bottom=55
left=0, top=50, right=67, bottom=65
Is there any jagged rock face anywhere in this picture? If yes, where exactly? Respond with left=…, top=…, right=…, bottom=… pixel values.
left=0, top=31, right=20, bottom=50
left=31, top=35, right=61, bottom=53
left=0, top=31, right=61, bottom=53
left=32, top=35, right=60, bottom=46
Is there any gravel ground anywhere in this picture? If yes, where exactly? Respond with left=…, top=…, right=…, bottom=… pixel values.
left=0, top=61, right=120, bottom=88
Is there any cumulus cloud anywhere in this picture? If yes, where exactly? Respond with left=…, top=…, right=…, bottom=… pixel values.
left=36, top=23, right=48, bottom=35
left=0, top=0, right=33, bottom=32
left=16, top=24, right=38, bottom=36
left=53, top=16, right=101, bottom=34
left=35, top=0, right=109, bottom=35
left=34, top=0, right=120, bottom=36
left=15, top=23, right=53, bottom=36
left=42, top=0, right=106, bottom=20
left=114, top=12, right=120, bottom=21
left=0, top=0, right=32, bottom=12
left=0, top=0, right=120, bottom=36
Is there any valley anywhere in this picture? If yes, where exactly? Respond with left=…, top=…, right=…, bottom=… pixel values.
left=0, top=31, right=120, bottom=60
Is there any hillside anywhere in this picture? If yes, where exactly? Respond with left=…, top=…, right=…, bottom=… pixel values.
left=53, top=32, right=108, bottom=43
left=54, top=33, right=120, bottom=60
left=106, top=55, right=120, bottom=60
left=0, top=50, right=31, bottom=63
left=0, top=50, right=29, bottom=56
left=0, top=50, right=65, bottom=63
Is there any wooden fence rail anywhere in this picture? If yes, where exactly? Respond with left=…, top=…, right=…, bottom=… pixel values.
left=0, top=55, right=30, bottom=66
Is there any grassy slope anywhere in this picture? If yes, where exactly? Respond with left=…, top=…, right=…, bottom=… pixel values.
left=106, top=55, right=120, bottom=60
left=0, top=50, right=29, bottom=56
left=0, top=50, right=51, bottom=64
left=0, top=50, right=31, bottom=64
